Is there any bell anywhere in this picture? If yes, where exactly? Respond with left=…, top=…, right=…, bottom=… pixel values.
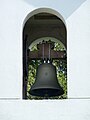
left=29, top=63, right=64, bottom=97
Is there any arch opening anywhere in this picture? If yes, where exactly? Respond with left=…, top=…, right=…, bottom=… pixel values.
left=23, top=8, right=67, bottom=99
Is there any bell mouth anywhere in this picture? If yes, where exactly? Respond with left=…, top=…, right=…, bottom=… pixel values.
left=29, top=88, right=64, bottom=97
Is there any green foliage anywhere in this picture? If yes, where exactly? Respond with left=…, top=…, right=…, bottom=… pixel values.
left=27, top=42, right=67, bottom=99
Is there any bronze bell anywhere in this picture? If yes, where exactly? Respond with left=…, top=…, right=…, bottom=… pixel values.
left=29, top=63, right=64, bottom=97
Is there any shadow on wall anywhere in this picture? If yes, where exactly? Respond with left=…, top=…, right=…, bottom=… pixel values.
left=23, top=0, right=86, bottom=19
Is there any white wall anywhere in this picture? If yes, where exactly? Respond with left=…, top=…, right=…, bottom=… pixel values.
left=0, top=99, right=90, bottom=120
left=0, top=0, right=90, bottom=120
left=0, top=0, right=35, bottom=98
left=67, top=0, right=90, bottom=98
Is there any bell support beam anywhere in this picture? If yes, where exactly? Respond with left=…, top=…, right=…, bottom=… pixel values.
left=28, top=43, right=66, bottom=60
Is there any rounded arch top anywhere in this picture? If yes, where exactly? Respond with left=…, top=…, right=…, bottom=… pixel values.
left=29, top=37, right=66, bottom=50
left=23, top=7, right=67, bottom=48
left=23, top=7, right=66, bottom=29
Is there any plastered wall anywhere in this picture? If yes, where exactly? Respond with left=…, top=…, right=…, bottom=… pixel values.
left=0, top=0, right=90, bottom=120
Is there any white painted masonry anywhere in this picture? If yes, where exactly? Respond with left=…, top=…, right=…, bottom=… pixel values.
left=0, top=0, right=90, bottom=120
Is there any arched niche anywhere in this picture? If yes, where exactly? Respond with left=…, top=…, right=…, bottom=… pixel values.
left=23, top=8, right=67, bottom=99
